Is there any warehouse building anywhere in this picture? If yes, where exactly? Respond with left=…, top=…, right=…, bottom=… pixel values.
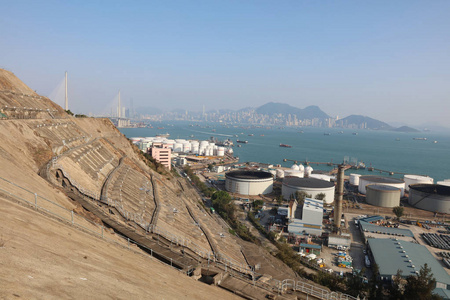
left=367, top=238, right=450, bottom=291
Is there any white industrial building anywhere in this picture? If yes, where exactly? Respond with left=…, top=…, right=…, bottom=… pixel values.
left=287, top=198, right=323, bottom=236
left=282, top=177, right=335, bottom=204
left=225, top=170, right=273, bottom=195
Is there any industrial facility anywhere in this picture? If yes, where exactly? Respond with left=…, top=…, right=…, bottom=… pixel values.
left=366, top=185, right=401, bottom=207
left=408, top=184, right=450, bottom=213
left=132, top=137, right=229, bottom=157
left=404, top=174, right=434, bottom=192
left=367, top=238, right=450, bottom=290
left=282, top=176, right=335, bottom=204
left=287, top=198, right=324, bottom=236
left=225, top=170, right=273, bottom=195
left=358, top=175, right=405, bottom=197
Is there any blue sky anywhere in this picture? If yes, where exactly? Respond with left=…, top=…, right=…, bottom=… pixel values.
left=1, top=1, right=449, bottom=127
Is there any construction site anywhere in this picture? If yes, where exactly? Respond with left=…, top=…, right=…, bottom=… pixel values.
left=0, top=69, right=358, bottom=299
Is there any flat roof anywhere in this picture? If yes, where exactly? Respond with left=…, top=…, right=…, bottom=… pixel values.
left=225, top=170, right=273, bottom=180
left=367, top=185, right=401, bottom=192
left=360, top=221, right=414, bottom=237
left=303, top=198, right=323, bottom=212
left=410, top=184, right=450, bottom=196
left=283, top=177, right=334, bottom=188
left=368, top=238, right=450, bottom=287
left=360, top=176, right=404, bottom=184
left=359, top=215, right=384, bottom=223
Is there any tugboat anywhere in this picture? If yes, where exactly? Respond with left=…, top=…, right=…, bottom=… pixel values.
left=279, top=144, right=292, bottom=148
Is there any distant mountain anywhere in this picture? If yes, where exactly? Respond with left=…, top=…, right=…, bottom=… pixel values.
left=255, top=102, right=330, bottom=119
left=392, top=126, right=420, bottom=133
left=136, top=106, right=163, bottom=115
left=340, top=115, right=393, bottom=130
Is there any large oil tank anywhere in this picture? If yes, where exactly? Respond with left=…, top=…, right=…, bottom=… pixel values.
left=409, top=184, right=450, bottom=213
left=217, top=147, right=225, bottom=156
left=404, top=175, right=434, bottom=192
left=284, top=170, right=304, bottom=178
left=350, top=174, right=361, bottom=186
left=309, top=174, right=331, bottom=182
left=359, top=176, right=405, bottom=197
left=173, top=143, right=183, bottom=152
left=276, top=169, right=285, bottom=179
left=366, top=185, right=401, bottom=207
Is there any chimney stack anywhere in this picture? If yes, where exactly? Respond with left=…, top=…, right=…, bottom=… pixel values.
left=334, top=164, right=345, bottom=229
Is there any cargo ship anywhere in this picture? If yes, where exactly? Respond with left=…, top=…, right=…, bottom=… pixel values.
left=279, top=144, right=292, bottom=148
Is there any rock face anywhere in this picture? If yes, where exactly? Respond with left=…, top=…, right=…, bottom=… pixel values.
left=0, top=69, right=244, bottom=299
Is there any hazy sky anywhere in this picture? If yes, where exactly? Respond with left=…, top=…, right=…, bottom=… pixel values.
left=1, top=1, right=449, bottom=127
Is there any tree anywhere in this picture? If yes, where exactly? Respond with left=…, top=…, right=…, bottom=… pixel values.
left=393, top=206, right=404, bottom=220
left=294, top=191, right=311, bottom=206
left=403, top=264, right=441, bottom=300
left=253, top=200, right=264, bottom=210
left=276, top=195, right=284, bottom=206
left=389, top=269, right=405, bottom=300
left=315, top=193, right=326, bottom=201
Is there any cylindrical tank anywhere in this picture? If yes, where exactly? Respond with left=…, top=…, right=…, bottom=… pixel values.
left=269, top=169, right=277, bottom=179
left=173, top=143, right=183, bottom=152
left=284, top=170, right=304, bottom=178
left=217, top=147, right=225, bottom=156
left=182, top=142, right=191, bottom=152
left=350, top=174, right=361, bottom=186
left=309, top=174, right=331, bottom=182
left=298, top=164, right=305, bottom=173
left=409, top=184, right=450, bottom=213
left=437, top=181, right=450, bottom=187
left=228, top=148, right=233, bottom=154
left=305, top=166, right=313, bottom=177
left=366, top=185, right=401, bottom=207
left=358, top=176, right=405, bottom=197
left=404, top=175, right=434, bottom=192
left=276, top=169, right=285, bottom=179
left=291, top=164, right=300, bottom=171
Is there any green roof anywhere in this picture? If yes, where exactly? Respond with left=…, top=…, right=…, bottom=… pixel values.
left=368, top=238, right=450, bottom=288
left=0, top=112, right=7, bottom=118
left=360, top=221, right=414, bottom=237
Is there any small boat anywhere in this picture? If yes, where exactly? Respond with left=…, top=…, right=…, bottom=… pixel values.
left=352, top=132, right=358, bottom=135
left=279, top=144, right=292, bottom=148
left=395, top=138, right=400, bottom=141
left=338, top=131, right=344, bottom=134
left=156, top=133, right=170, bottom=137
left=248, top=134, right=254, bottom=136
left=434, top=141, right=438, bottom=144
left=413, top=137, right=427, bottom=140
left=324, top=132, right=331, bottom=136
left=236, top=140, right=248, bottom=144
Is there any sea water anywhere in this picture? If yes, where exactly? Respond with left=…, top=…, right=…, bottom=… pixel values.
left=120, top=122, right=450, bottom=182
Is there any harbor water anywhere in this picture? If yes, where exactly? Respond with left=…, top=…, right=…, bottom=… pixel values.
left=120, top=122, right=450, bottom=182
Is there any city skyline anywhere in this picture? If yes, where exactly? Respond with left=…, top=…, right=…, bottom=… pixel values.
left=1, top=1, right=449, bottom=127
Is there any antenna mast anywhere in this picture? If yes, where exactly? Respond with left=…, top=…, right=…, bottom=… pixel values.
left=65, top=71, right=68, bottom=110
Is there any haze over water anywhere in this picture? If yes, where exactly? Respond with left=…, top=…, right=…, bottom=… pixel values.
left=120, top=122, right=450, bottom=182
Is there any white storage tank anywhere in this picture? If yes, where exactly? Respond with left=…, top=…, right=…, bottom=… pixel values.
left=276, top=169, right=285, bottom=179
left=173, top=143, right=183, bottom=153
left=228, top=148, right=234, bottom=154
left=282, top=177, right=335, bottom=204
left=350, top=174, right=361, bottom=186
left=225, top=170, right=274, bottom=195
left=305, top=166, right=313, bottom=177
left=437, top=181, right=450, bottom=187
left=309, top=174, right=331, bottom=182
left=366, top=185, right=401, bottom=207
left=291, top=164, right=300, bottom=171
left=284, top=170, right=304, bottom=178
left=404, top=175, right=434, bottom=192
left=182, top=142, right=191, bottom=152
left=217, top=147, right=225, bottom=157
left=298, top=164, right=305, bottom=173
left=358, top=176, right=405, bottom=197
